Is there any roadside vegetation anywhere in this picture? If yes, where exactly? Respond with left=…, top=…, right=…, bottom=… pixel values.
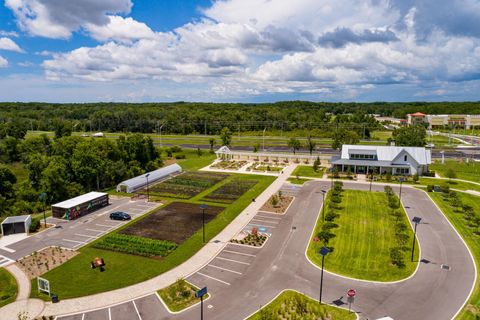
left=308, top=185, right=418, bottom=281
left=431, top=160, right=480, bottom=184
left=248, top=290, right=355, bottom=320
left=291, top=163, right=325, bottom=178
left=158, top=278, right=208, bottom=312
left=0, top=268, right=17, bottom=307
left=92, top=234, right=177, bottom=257
left=427, top=190, right=480, bottom=319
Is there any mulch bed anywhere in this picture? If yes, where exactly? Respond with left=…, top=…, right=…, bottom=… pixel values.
left=120, top=202, right=224, bottom=244
left=260, top=195, right=294, bottom=214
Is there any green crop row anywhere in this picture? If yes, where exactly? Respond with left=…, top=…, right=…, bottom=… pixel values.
left=92, top=233, right=177, bottom=257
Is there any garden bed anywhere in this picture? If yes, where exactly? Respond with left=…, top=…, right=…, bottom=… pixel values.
left=230, top=231, right=267, bottom=247
left=210, top=160, right=248, bottom=170
left=260, top=193, right=294, bottom=214
left=17, top=246, right=77, bottom=279
left=92, top=233, right=177, bottom=257
left=120, top=202, right=224, bottom=244
left=247, top=162, right=285, bottom=172
left=158, top=278, right=209, bottom=312
left=144, top=172, right=229, bottom=199
left=203, top=178, right=259, bottom=203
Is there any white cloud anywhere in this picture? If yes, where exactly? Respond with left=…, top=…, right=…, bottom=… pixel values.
left=85, top=16, right=155, bottom=43
left=0, top=37, right=24, bottom=52
left=0, top=30, right=19, bottom=37
left=5, top=0, right=132, bottom=39
left=0, top=55, right=8, bottom=67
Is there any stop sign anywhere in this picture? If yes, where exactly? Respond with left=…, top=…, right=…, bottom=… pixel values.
left=347, top=289, right=356, bottom=297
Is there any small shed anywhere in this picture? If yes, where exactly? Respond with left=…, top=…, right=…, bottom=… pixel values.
left=1, top=215, right=32, bottom=236
left=116, top=164, right=182, bottom=193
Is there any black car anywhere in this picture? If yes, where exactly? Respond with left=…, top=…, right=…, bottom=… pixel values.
left=109, top=211, right=131, bottom=221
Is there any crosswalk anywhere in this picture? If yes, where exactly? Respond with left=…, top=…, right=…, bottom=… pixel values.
left=280, top=183, right=302, bottom=197
left=0, top=255, right=14, bottom=267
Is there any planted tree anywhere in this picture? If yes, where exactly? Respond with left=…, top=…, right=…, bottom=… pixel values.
left=209, top=138, right=215, bottom=152
left=288, top=137, right=301, bottom=154
left=306, top=136, right=316, bottom=155
left=445, top=168, right=457, bottom=181
left=220, top=127, right=232, bottom=146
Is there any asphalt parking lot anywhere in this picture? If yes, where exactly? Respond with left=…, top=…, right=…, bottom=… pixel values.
left=0, top=197, right=160, bottom=260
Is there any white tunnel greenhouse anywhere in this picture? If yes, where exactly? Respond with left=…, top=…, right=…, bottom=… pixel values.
left=116, top=163, right=182, bottom=193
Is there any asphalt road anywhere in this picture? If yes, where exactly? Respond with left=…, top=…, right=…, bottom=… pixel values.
left=56, top=182, right=476, bottom=320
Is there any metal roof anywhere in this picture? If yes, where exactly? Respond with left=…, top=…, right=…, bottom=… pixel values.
left=52, top=192, right=107, bottom=209
left=341, top=145, right=431, bottom=165
left=2, top=215, right=31, bottom=224
left=116, top=163, right=182, bottom=193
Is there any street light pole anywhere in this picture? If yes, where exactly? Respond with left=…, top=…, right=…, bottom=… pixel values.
left=321, top=190, right=326, bottom=222
left=145, top=173, right=150, bottom=202
left=200, top=204, right=208, bottom=243
left=319, top=247, right=329, bottom=304
left=262, top=128, right=266, bottom=152
left=159, top=124, right=165, bottom=148
left=369, top=170, right=373, bottom=192
left=39, top=192, right=47, bottom=227
left=398, top=177, right=404, bottom=207
left=411, top=216, right=422, bottom=262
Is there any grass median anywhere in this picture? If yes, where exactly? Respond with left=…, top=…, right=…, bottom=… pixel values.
left=31, top=173, right=275, bottom=300
left=307, top=189, right=418, bottom=281
left=0, top=268, right=17, bottom=307
left=291, top=165, right=325, bottom=178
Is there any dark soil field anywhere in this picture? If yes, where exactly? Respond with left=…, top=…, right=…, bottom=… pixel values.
left=120, top=202, right=224, bottom=244
left=204, top=178, right=258, bottom=203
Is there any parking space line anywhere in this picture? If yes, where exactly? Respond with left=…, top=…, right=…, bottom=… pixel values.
left=255, top=214, right=282, bottom=220
left=251, top=218, right=279, bottom=224
left=62, top=238, right=86, bottom=244
left=96, top=223, right=116, bottom=228
left=196, top=272, right=231, bottom=285
left=208, top=264, right=242, bottom=275
left=108, top=307, right=112, bottom=320
left=248, top=223, right=276, bottom=228
left=86, top=228, right=105, bottom=233
left=81, top=314, right=85, bottom=320
left=223, top=249, right=256, bottom=257
left=75, top=233, right=96, bottom=238
left=216, top=257, right=250, bottom=265
left=132, top=300, right=142, bottom=320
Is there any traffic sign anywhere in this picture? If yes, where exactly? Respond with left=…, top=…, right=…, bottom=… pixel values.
left=347, top=289, right=356, bottom=297
left=196, top=286, right=208, bottom=298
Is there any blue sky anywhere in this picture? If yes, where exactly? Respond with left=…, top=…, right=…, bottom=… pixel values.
left=0, top=0, right=480, bottom=103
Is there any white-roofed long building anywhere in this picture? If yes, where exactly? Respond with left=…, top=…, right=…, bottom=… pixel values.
left=331, top=145, right=431, bottom=175
left=52, top=192, right=109, bottom=220
left=116, top=163, right=182, bottom=193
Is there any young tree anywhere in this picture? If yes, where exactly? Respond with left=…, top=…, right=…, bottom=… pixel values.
left=288, top=137, right=301, bottom=154
left=331, top=129, right=360, bottom=150
left=391, top=126, right=426, bottom=147
left=445, top=168, right=457, bottom=181
left=220, top=127, right=232, bottom=146
left=209, top=138, right=215, bottom=151
left=253, top=143, right=260, bottom=153
left=313, top=156, right=320, bottom=172
left=306, top=136, right=316, bottom=155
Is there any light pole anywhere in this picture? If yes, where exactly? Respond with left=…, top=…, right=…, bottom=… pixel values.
left=369, top=169, right=373, bottom=192
left=398, top=176, right=405, bottom=206
left=319, top=246, right=329, bottom=304
left=39, top=192, right=47, bottom=227
left=145, top=173, right=150, bottom=202
left=200, top=204, right=208, bottom=243
left=262, top=128, right=266, bottom=152
left=321, top=190, right=326, bottom=222
left=195, top=287, right=208, bottom=320
left=158, top=123, right=165, bottom=147
left=411, top=216, right=422, bottom=262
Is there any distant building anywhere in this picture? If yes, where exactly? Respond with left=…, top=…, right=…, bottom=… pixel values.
left=116, top=163, right=182, bottom=193
left=407, top=112, right=427, bottom=126
left=407, top=113, right=480, bottom=129
left=51, top=192, right=109, bottom=220
left=331, top=145, right=431, bottom=175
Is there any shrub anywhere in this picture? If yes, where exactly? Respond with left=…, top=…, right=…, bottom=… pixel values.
left=325, top=212, right=339, bottom=221
left=390, top=247, right=406, bottom=268
left=412, top=174, right=419, bottom=183
left=331, top=195, right=341, bottom=203
left=322, top=222, right=338, bottom=230
left=29, top=218, right=41, bottom=233
left=170, top=146, right=183, bottom=153
left=427, top=185, right=434, bottom=192
left=441, top=183, right=450, bottom=193
left=385, top=172, right=392, bottom=181
left=174, top=154, right=186, bottom=159
left=317, top=230, right=336, bottom=244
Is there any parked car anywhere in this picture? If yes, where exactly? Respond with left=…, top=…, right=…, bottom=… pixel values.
left=109, top=211, right=131, bottom=221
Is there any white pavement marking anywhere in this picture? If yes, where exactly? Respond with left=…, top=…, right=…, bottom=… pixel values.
left=75, top=233, right=96, bottom=238
left=216, top=256, right=250, bottom=265
left=86, top=228, right=105, bottom=233
left=196, top=272, right=231, bottom=285
left=132, top=300, right=142, bottom=320
left=108, top=307, right=112, bottom=320
left=81, top=314, right=85, bottom=320
left=255, top=214, right=282, bottom=220
left=248, top=223, right=276, bottom=228
left=62, top=238, right=86, bottom=244
left=223, top=249, right=256, bottom=257
left=95, top=223, right=116, bottom=228
left=251, top=218, right=279, bottom=224
left=208, top=264, right=242, bottom=275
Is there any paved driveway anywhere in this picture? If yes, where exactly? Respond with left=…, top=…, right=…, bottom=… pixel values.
left=0, top=198, right=159, bottom=261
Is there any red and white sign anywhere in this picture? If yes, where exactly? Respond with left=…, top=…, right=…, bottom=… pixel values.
left=347, top=289, right=356, bottom=297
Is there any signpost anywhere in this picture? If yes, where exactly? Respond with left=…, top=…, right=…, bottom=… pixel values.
left=145, top=173, right=150, bottom=202
left=37, top=277, right=51, bottom=296
left=318, top=247, right=329, bottom=304
left=347, top=289, right=356, bottom=312
left=196, top=286, right=208, bottom=320
left=321, top=190, right=326, bottom=222
left=200, top=204, right=208, bottom=243
left=398, top=177, right=405, bottom=205
left=411, top=216, right=422, bottom=262
left=39, top=192, right=47, bottom=227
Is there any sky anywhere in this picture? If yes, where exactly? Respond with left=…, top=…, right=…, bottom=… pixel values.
left=0, top=0, right=480, bottom=103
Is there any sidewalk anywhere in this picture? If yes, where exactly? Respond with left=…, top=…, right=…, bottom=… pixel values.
left=37, top=164, right=297, bottom=317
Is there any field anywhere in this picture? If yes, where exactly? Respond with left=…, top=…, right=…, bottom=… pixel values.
left=120, top=202, right=224, bottom=244
left=291, top=165, right=325, bottom=178
left=428, top=192, right=480, bottom=319
left=32, top=174, right=276, bottom=300
left=92, top=233, right=177, bottom=257
left=203, top=178, right=259, bottom=203
left=0, top=268, right=17, bottom=307
left=146, top=172, right=229, bottom=199
left=247, top=290, right=355, bottom=320
left=307, top=189, right=418, bottom=281
left=158, top=279, right=208, bottom=312
left=287, top=177, right=311, bottom=185
left=431, top=160, right=480, bottom=184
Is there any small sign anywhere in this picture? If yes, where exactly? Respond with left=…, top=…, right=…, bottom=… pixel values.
left=347, top=296, right=354, bottom=304
left=196, top=286, right=208, bottom=298
left=399, top=177, right=405, bottom=183
left=38, top=277, right=51, bottom=296
left=347, top=289, right=356, bottom=297
left=259, top=227, right=267, bottom=232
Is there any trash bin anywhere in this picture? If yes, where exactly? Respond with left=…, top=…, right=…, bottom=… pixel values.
left=51, top=294, right=59, bottom=303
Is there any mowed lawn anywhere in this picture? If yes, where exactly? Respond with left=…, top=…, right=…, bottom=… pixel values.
left=431, top=160, right=480, bottom=184
left=429, top=192, right=480, bottom=320
left=292, top=165, right=325, bottom=178
left=31, top=174, right=275, bottom=300
left=0, top=268, right=17, bottom=307
left=308, top=190, right=418, bottom=281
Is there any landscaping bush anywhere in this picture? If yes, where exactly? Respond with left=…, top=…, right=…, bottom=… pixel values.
left=390, top=247, right=406, bottom=268
left=29, top=218, right=41, bottom=233
left=423, top=171, right=435, bottom=177
left=174, top=154, right=186, bottom=159
left=322, top=222, right=338, bottom=230
left=325, top=211, right=339, bottom=221
left=427, top=185, right=434, bottom=192
left=441, top=183, right=450, bottom=193
left=92, top=233, right=177, bottom=257
left=317, top=230, right=336, bottom=245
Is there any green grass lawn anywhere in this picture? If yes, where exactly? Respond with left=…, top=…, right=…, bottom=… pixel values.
left=307, top=189, right=418, bottom=281
left=431, top=160, right=480, bottom=184
left=31, top=174, right=275, bottom=300
left=158, top=279, right=209, bottom=312
left=175, top=150, right=216, bottom=171
left=428, top=192, right=480, bottom=319
left=247, top=290, right=356, bottom=320
left=287, top=177, right=312, bottom=185
left=292, top=165, right=325, bottom=178
left=0, top=268, right=17, bottom=307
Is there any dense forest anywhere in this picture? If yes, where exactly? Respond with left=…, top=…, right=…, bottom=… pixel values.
left=1, top=101, right=478, bottom=135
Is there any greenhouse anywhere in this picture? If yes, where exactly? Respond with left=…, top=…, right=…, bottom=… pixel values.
left=116, top=163, right=182, bottom=193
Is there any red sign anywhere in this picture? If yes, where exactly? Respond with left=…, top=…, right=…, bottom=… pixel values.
left=347, top=289, right=356, bottom=297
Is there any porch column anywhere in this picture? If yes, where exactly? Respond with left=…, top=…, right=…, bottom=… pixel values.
left=342, top=164, right=344, bottom=172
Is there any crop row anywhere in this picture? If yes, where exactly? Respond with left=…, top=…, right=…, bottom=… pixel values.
left=93, top=233, right=178, bottom=257
left=204, top=178, right=258, bottom=203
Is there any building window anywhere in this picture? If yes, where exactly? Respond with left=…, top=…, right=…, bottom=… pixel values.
left=397, top=168, right=410, bottom=175
left=404, top=155, right=407, bottom=161
left=350, top=154, right=375, bottom=160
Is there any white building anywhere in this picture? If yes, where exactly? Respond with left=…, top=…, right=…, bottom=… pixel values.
left=116, top=163, right=182, bottom=193
left=331, top=145, right=431, bottom=175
